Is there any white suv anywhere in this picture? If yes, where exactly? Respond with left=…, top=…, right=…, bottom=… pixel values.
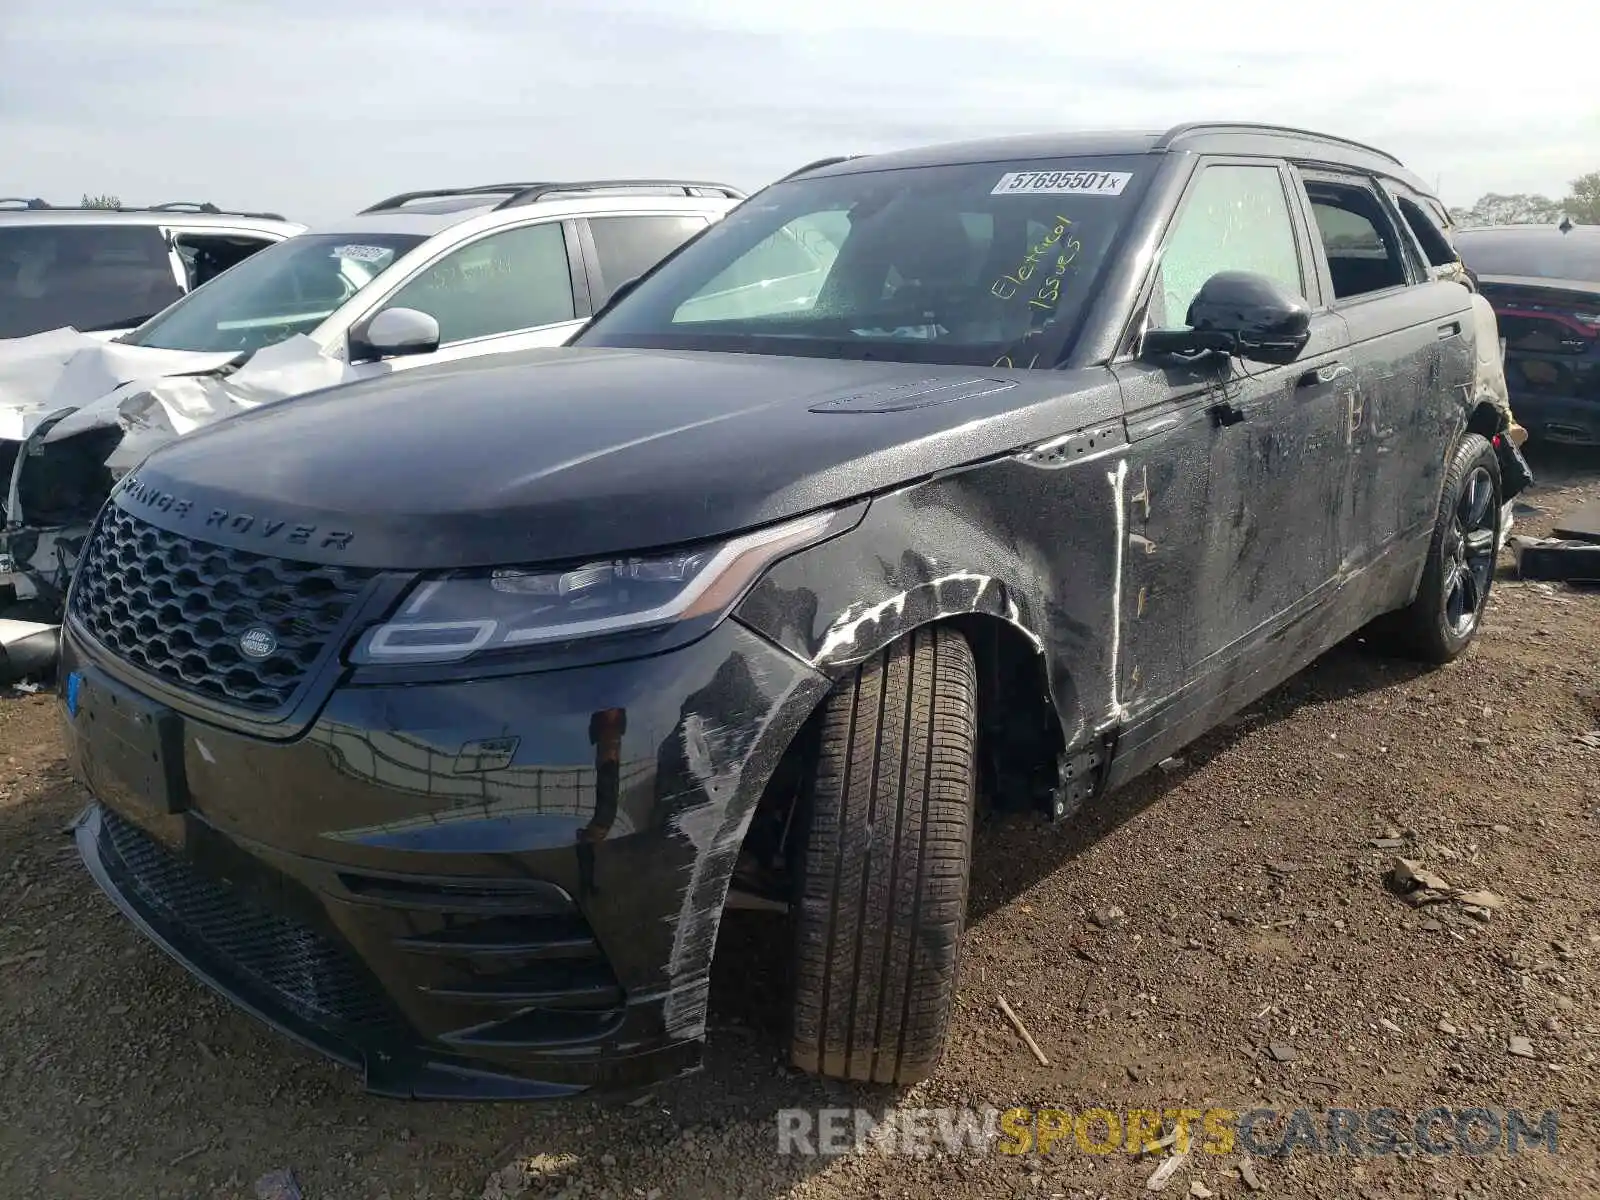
left=111, top=179, right=745, bottom=373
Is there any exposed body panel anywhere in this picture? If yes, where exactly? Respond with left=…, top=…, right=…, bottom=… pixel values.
left=736, top=386, right=1128, bottom=752
left=59, top=616, right=830, bottom=1097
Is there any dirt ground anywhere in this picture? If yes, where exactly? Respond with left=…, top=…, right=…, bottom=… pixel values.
left=2, top=448, right=1598, bottom=1200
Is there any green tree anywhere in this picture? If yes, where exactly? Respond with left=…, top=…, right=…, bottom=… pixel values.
left=1562, top=172, right=1600, bottom=225
left=80, top=193, right=122, bottom=209
left=1448, top=192, right=1563, bottom=227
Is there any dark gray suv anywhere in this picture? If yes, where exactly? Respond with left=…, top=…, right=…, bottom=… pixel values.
left=60, top=123, right=1506, bottom=1100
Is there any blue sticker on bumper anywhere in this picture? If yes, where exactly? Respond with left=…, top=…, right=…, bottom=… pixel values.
left=65, top=670, right=82, bottom=717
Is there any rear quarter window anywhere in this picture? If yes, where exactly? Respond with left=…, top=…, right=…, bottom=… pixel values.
left=0, top=223, right=184, bottom=337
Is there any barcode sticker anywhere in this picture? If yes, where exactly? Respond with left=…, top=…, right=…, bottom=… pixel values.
left=992, top=171, right=1131, bottom=196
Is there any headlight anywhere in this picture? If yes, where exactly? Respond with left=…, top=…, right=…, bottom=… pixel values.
left=351, top=510, right=838, bottom=665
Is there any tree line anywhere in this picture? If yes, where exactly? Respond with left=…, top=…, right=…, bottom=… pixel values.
left=1449, top=171, right=1599, bottom=227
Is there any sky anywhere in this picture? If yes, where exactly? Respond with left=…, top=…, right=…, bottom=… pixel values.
left=3, top=0, right=1596, bottom=226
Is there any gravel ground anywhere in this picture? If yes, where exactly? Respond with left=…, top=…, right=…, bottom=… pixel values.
left=2, top=449, right=1597, bottom=1200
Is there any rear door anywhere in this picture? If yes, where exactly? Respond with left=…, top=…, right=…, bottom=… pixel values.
left=578, top=213, right=714, bottom=306
left=1289, top=167, right=1472, bottom=585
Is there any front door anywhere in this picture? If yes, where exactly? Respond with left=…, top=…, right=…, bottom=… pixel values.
left=1109, top=159, right=1352, bottom=783
left=350, top=218, right=591, bottom=379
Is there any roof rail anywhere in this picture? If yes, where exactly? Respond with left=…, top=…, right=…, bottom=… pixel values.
left=492, top=180, right=746, bottom=210
left=776, top=156, right=860, bottom=182
left=149, top=201, right=222, bottom=214
left=359, top=183, right=555, bottom=214
left=0, top=198, right=289, bottom=221
left=1155, top=122, right=1403, bottom=167
left=360, top=179, right=747, bottom=215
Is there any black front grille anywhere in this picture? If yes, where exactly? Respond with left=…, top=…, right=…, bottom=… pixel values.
left=69, top=505, right=377, bottom=710
left=99, top=808, right=404, bottom=1034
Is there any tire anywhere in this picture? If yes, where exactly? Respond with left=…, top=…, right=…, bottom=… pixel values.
left=788, top=624, right=977, bottom=1085
left=1377, top=432, right=1502, bottom=664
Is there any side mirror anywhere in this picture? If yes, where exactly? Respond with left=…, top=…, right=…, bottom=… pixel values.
left=349, top=307, right=441, bottom=363
left=1142, top=270, right=1311, bottom=366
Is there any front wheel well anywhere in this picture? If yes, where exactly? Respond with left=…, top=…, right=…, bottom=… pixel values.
left=1466, top=401, right=1505, bottom=440
left=728, top=615, right=1063, bottom=913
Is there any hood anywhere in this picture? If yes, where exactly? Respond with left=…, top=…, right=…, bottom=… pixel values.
left=114, top=346, right=1123, bottom=569
left=0, top=327, right=237, bottom=443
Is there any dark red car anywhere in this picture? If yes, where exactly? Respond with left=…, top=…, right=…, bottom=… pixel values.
left=1455, top=222, right=1600, bottom=446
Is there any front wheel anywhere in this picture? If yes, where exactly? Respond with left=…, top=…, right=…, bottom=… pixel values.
left=787, top=625, right=977, bottom=1085
left=1379, top=432, right=1502, bottom=664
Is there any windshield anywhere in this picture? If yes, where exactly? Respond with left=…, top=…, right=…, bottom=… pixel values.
left=122, top=232, right=426, bottom=353
left=1456, top=230, right=1600, bottom=283
left=574, top=156, right=1150, bottom=367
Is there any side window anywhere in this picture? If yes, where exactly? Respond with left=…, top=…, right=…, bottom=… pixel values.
left=588, top=216, right=708, bottom=302
left=1301, top=174, right=1411, bottom=300
left=172, top=232, right=278, bottom=289
left=1150, top=164, right=1304, bottom=329
left=0, top=223, right=184, bottom=338
left=1393, top=194, right=1458, bottom=271
left=380, top=222, right=575, bottom=344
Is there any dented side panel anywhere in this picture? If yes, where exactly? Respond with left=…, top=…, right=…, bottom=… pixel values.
left=736, top=375, right=1128, bottom=754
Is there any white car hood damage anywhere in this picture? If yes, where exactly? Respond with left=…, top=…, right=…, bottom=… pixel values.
left=0, top=328, right=366, bottom=682
left=0, top=327, right=362, bottom=475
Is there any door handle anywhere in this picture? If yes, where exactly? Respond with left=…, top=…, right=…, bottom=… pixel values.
left=1297, top=362, right=1350, bottom=388
left=1208, top=400, right=1246, bottom=427
left=1437, top=321, right=1461, bottom=339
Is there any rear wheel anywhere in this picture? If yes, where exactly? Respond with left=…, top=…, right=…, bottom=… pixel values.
left=1376, top=433, right=1501, bottom=664
left=788, top=625, right=977, bottom=1085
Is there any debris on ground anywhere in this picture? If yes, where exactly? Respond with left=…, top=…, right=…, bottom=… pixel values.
left=1090, top=905, right=1126, bottom=930
left=1385, top=857, right=1509, bottom=922
left=996, top=993, right=1050, bottom=1066
left=1238, top=1156, right=1265, bottom=1191
left=1509, top=535, right=1600, bottom=582
left=1144, top=1150, right=1190, bottom=1192
left=1387, top=856, right=1452, bottom=899
left=1508, top=1036, right=1537, bottom=1060
left=254, top=1169, right=303, bottom=1200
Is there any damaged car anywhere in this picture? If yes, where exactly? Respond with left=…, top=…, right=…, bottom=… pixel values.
left=0, top=180, right=745, bottom=678
left=61, top=124, right=1506, bottom=1099
left=1455, top=219, right=1600, bottom=447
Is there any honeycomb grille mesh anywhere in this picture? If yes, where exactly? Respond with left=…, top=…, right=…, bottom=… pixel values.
left=99, top=807, right=404, bottom=1033
left=68, top=506, right=377, bottom=710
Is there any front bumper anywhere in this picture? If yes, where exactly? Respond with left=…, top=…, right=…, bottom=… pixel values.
left=1507, top=390, right=1600, bottom=446
left=60, top=618, right=830, bottom=1099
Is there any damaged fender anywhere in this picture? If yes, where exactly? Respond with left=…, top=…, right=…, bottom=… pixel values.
left=736, top=408, right=1132, bottom=788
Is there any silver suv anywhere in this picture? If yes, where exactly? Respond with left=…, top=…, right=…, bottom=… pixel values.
left=0, top=200, right=304, bottom=340
left=113, top=179, right=746, bottom=370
